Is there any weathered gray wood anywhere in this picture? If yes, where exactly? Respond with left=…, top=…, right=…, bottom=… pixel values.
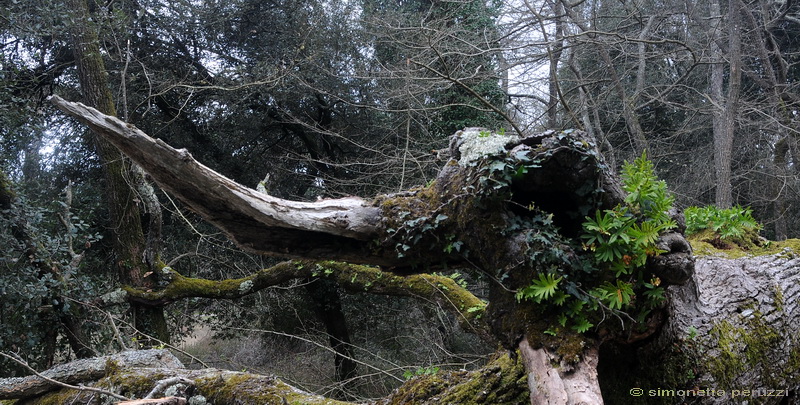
left=49, top=95, right=390, bottom=265
left=0, top=349, right=182, bottom=400
left=591, top=251, right=800, bottom=404
left=520, top=339, right=603, bottom=404
left=661, top=253, right=800, bottom=400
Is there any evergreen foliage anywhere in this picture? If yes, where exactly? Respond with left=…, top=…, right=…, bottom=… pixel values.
left=516, top=151, right=675, bottom=332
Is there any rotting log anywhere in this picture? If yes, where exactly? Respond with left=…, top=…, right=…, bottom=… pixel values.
left=599, top=250, right=800, bottom=404
left=3, top=349, right=527, bottom=405
left=0, top=349, right=182, bottom=400
left=48, top=96, right=705, bottom=404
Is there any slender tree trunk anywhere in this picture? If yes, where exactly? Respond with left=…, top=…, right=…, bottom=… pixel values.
left=561, top=0, right=649, bottom=154
left=305, top=279, right=358, bottom=399
left=547, top=0, right=565, bottom=129
left=66, top=0, right=169, bottom=344
left=772, top=137, right=789, bottom=240
left=711, top=0, right=741, bottom=208
left=709, top=0, right=726, bottom=207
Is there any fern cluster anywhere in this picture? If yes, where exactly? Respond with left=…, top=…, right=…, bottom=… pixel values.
left=516, top=151, right=675, bottom=333
left=684, top=205, right=760, bottom=239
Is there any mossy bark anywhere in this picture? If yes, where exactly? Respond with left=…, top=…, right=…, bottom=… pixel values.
left=599, top=252, right=800, bottom=405
left=122, top=260, right=492, bottom=343
left=3, top=350, right=527, bottom=405
left=65, top=0, right=168, bottom=344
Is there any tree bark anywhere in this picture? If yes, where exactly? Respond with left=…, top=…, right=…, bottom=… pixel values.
left=600, top=252, right=800, bottom=404
left=710, top=0, right=741, bottom=209
left=520, top=339, right=602, bottom=404
left=65, top=0, right=169, bottom=343
left=0, top=349, right=182, bottom=400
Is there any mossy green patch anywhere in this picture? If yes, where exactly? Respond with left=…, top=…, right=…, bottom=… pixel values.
left=11, top=389, right=90, bottom=405
left=195, top=372, right=352, bottom=405
left=688, top=229, right=800, bottom=259
left=386, top=352, right=528, bottom=404
left=313, top=260, right=488, bottom=334
left=705, top=308, right=786, bottom=389
left=106, top=369, right=171, bottom=398
left=523, top=317, right=589, bottom=365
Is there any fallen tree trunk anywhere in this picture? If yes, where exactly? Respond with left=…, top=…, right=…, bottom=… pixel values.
left=2, top=349, right=526, bottom=405
left=48, top=95, right=391, bottom=266
left=4, top=248, right=798, bottom=404
left=600, top=251, right=800, bottom=404
left=46, top=95, right=720, bottom=403
left=0, top=349, right=182, bottom=400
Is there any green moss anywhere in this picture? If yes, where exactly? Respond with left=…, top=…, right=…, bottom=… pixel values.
left=523, top=317, right=589, bottom=365
left=12, top=389, right=95, bottom=405
left=196, top=373, right=284, bottom=403
left=106, top=369, right=171, bottom=397
left=125, top=264, right=270, bottom=302
left=705, top=309, right=783, bottom=389
left=774, top=284, right=784, bottom=312
left=195, top=372, right=352, bottom=405
left=688, top=230, right=800, bottom=259
left=386, top=352, right=528, bottom=404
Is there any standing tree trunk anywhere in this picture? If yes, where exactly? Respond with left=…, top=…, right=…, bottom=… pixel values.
left=545, top=0, right=566, bottom=129
left=66, top=0, right=169, bottom=344
left=561, top=0, right=649, bottom=154
left=305, top=279, right=358, bottom=399
left=710, top=0, right=741, bottom=209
